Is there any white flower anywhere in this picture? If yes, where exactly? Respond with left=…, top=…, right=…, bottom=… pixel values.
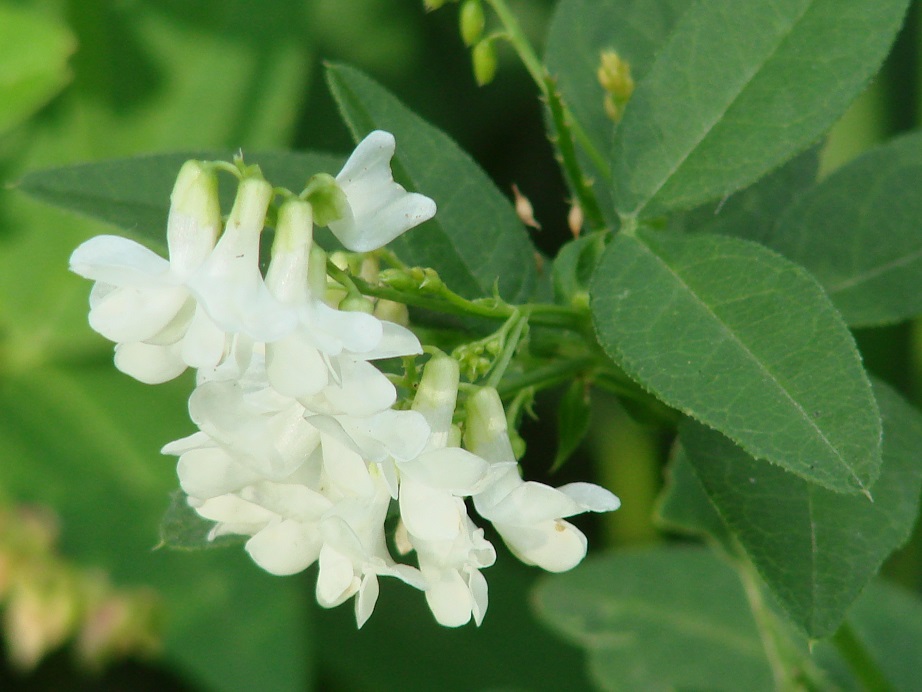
left=263, top=199, right=422, bottom=399
left=327, top=130, right=437, bottom=252
left=465, top=388, right=620, bottom=572
left=394, top=356, right=497, bottom=626
left=186, top=176, right=294, bottom=343
left=69, top=160, right=225, bottom=383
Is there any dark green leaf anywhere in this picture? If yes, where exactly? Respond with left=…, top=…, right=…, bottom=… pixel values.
left=590, top=228, right=881, bottom=493
left=655, top=445, right=733, bottom=549
left=325, top=63, right=537, bottom=302
left=674, top=147, right=821, bottom=243
left=769, top=132, right=922, bottom=327
left=612, top=0, right=910, bottom=218
left=680, top=379, right=922, bottom=637
left=16, top=151, right=345, bottom=250
left=533, top=545, right=774, bottom=691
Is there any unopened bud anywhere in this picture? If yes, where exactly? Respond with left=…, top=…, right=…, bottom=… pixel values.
left=568, top=202, right=584, bottom=238
left=512, top=184, right=541, bottom=229
left=339, top=294, right=375, bottom=314
left=597, top=50, right=634, bottom=122
left=303, top=173, right=348, bottom=227
left=168, top=161, right=221, bottom=274
left=464, top=387, right=516, bottom=463
left=460, top=0, right=485, bottom=46
left=373, top=299, right=410, bottom=326
left=413, top=356, right=461, bottom=443
left=424, top=0, right=449, bottom=10
left=380, top=267, right=444, bottom=294
left=472, top=39, right=497, bottom=86
left=4, top=576, right=79, bottom=670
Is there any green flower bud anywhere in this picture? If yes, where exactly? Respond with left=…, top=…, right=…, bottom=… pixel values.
left=460, top=0, right=485, bottom=46
left=472, top=39, right=497, bottom=87
left=338, top=294, right=375, bottom=314
left=302, top=172, right=349, bottom=227
left=597, top=50, right=634, bottom=122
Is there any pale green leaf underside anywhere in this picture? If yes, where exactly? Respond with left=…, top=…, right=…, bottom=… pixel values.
left=612, top=0, right=910, bottom=218
left=325, top=63, right=536, bottom=302
left=533, top=545, right=773, bottom=690
left=590, top=229, right=881, bottom=493
left=681, top=379, right=922, bottom=638
left=771, top=132, right=922, bottom=327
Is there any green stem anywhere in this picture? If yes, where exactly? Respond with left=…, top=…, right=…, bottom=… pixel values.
left=486, top=312, right=528, bottom=388
left=484, top=0, right=611, bottom=181
left=832, top=622, right=894, bottom=692
left=327, top=260, right=586, bottom=330
left=495, top=356, right=595, bottom=398
left=545, top=75, right=607, bottom=231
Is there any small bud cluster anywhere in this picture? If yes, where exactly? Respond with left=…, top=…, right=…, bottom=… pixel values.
left=70, top=130, right=618, bottom=628
left=0, top=506, right=159, bottom=672
left=597, top=50, right=635, bottom=121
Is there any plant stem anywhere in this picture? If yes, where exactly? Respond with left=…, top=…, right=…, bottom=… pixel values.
left=832, top=621, right=894, bottom=692
left=495, top=356, right=595, bottom=398
left=484, top=0, right=611, bottom=181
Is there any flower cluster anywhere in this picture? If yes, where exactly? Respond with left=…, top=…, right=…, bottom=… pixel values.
left=70, top=131, right=619, bottom=627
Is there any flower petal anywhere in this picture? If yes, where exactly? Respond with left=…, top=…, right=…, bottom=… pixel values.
left=89, top=285, right=189, bottom=343
left=70, top=235, right=169, bottom=286
left=113, top=341, right=186, bottom=384
left=245, top=519, right=322, bottom=576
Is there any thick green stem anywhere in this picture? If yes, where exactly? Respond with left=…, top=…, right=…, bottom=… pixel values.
left=832, top=622, right=894, bottom=692
left=495, top=356, right=595, bottom=398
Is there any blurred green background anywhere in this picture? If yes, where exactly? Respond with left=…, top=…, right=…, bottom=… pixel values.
left=0, top=0, right=920, bottom=690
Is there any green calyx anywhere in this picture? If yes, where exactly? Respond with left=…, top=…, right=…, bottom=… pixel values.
left=302, top=173, right=348, bottom=227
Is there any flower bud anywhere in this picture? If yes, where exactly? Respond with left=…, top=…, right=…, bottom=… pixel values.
left=168, top=161, right=221, bottom=275
left=413, top=356, right=461, bottom=447
left=373, top=298, right=410, bottom=326
left=472, top=39, right=497, bottom=87
left=464, top=387, right=516, bottom=463
left=338, top=294, right=375, bottom=314
left=303, top=173, right=349, bottom=227
left=424, top=0, right=449, bottom=10
left=460, top=0, right=485, bottom=46
left=597, top=50, right=634, bottom=122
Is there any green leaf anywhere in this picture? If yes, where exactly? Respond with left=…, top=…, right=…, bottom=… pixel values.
left=679, top=379, right=922, bottom=638
left=0, top=6, right=75, bottom=135
left=814, top=580, right=922, bottom=691
left=552, top=379, right=592, bottom=470
left=768, top=132, right=922, bottom=327
left=0, top=365, right=310, bottom=692
left=591, top=229, right=881, bottom=493
left=16, top=151, right=344, bottom=248
left=673, top=147, right=820, bottom=243
left=551, top=233, right=605, bottom=308
left=325, top=63, right=537, bottom=302
left=654, top=445, right=733, bottom=549
left=612, top=0, right=910, bottom=218
left=533, top=545, right=774, bottom=691
left=544, top=0, right=694, bottom=222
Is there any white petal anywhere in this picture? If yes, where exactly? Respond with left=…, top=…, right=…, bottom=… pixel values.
left=266, top=334, right=328, bottom=398
left=319, top=359, right=395, bottom=417
left=359, top=320, right=422, bottom=360
left=329, top=131, right=437, bottom=252
left=468, top=568, right=489, bottom=626
left=309, top=301, right=382, bottom=355
left=113, top=341, right=186, bottom=384
left=240, top=481, right=331, bottom=521
left=177, top=448, right=261, bottom=498
left=497, top=519, right=588, bottom=572
left=400, top=482, right=465, bottom=541
left=166, top=209, right=218, bottom=278
left=161, top=431, right=210, bottom=456
left=558, top=482, right=621, bottom=513
left=89, top=285, right=188, bottom=342
left=422, top=568, right=473, bottom=628
left=245, top=519, right=322, bottom=576
left=321, top=435, right=375, bottom=496
left=70, top=235, right=169, bottom=285
left=194, top=494, right=275, bottom=526
left=355, top=574, right=379, bottom=628
left=401, top=448, right=489, bottom=493
left=316, top=543, right=360, bottom=608
left=181, top=306, right=227, bottom=369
